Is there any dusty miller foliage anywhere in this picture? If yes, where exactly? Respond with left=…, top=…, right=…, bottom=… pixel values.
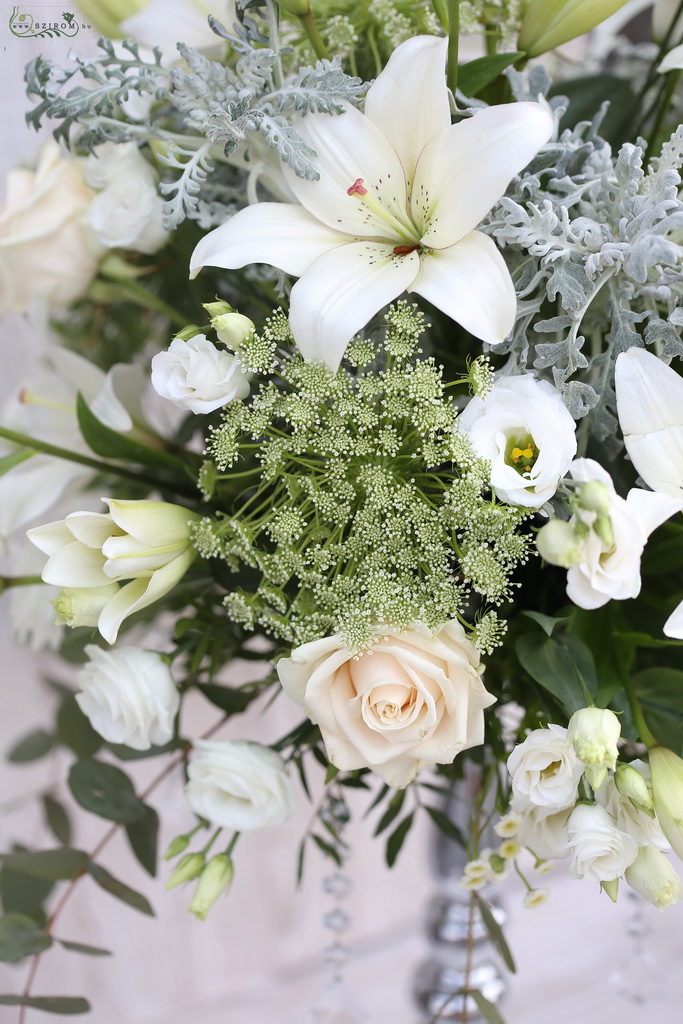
left=23, top=10, right=367, bottom=229
left=483, top=67, right=683, bottom=443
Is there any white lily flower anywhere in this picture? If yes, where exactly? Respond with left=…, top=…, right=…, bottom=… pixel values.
left=615, top=347, right=683, bottom=637
left=27, top=498, right=199, bottom=644
left=658, top=42, right=683, bottom=72
left=190, top=35, right=553, bottom=370
left=653, top=0, right=683, bottom=44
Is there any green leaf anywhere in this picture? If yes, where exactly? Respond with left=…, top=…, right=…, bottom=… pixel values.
left=108, top=739, right=180, bottom=761
left=76, top=392, right=191, bottom=476
left=633, top=668, right=683, bottom=752
left=385, top=812, right=414, bottom=868
left=522, top=610, right=570, bottom=637
left=0, top=849, right=88, bottom=881
left=56, top=695, right=102, bottom=758
left=475, top=894, right=516, bottom=973
left=423, top=805, right=466, bottom=847
left=0, top=995, right=90, bottom=1014
left=616, top=631, right=683, bottom=649
left=373, top=789, right=406, bottom=837
left=125, top=805, right=159, bottom=877
left=42, top=796, right=72, bottom=846
left=0, top=449, right=34, bottom=475
left=310, top=834, right=343, bottom=866
left=553, top=75, right=635, bottom=146
left=471, top=988, right=506, bottom=1024
left=68, top=760, right=146, bottom=824
left=7, top=730, right=55, bottom=763
left=57, top=939, right=111, bottom=956
left=197, top=683, right=256, bottom=714
left=457, top=51, right=525, bottom=96
left=515, top=632, right=597, bottom=713
left=0, top=864, right=53, bottom=924
left=86, top=862, right=154, bottom=916
left=0, top=913, right=52, bottom=962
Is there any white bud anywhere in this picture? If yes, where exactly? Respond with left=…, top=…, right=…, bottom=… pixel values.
left=567, top=707, right=621, bottom=790
left=625, top=845, right=683, bottom=910
left=536, top=519, right=584, bottom=568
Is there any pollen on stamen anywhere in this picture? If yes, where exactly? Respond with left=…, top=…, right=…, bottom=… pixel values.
left=347, top=178, right=368, bottom=196
left=393, top=245, right=419, bottom=257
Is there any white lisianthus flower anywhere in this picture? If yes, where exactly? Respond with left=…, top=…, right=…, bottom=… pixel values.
left=185, top=740, right=296, bottom=830
left=512, top=798, right=572, bottom=860
left=507, top=724, right=583, bottom=810
left=277, top=621, right=496, bottom=789
left=0, top=140, right=103, bottom=316
left=615, top=348, right=683, bottom=637
left=567, top=803, right=639, bottom=881
left=458, top=374, right=577, bottom=507
left=190, top=35, right=553, bottom=370
left=542, top=458, right=681, bottom=611
left=567, top=707, right=620, bottom=791
left=75, top=644, right=179, bottom=750
left=625, top=846, right=683, bottom=910
left=27, top=498, right=199, bottom=644
left=86, top=142, right=168, bottom=254
left=151, top=335, right=250, bottom=413
left=596, top=770, right=669, bottom=852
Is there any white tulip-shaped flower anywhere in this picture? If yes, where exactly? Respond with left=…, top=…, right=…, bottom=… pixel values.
left=28, top=499, right=198, bottom=644
left=615, top=348, right=683, bottom=636
left=190, top=35, right=553, bottom=370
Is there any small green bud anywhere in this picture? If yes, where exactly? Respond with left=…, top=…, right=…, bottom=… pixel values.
left=567, top=707, right=621, bottom=791
left=535, top=518, right=583, bottom=568
left=174, top=324, right=204, bottom=342
left=211, top=311, right=255, bottom=349
left=202, top=300, right=235, bottom=319
left=164, top=834, right=191, bottom=861
left=188, top=854, right=234, bottom=920
left=601, top=878, right=619, bottom=902
left=615, top=763, right=655, bottom=816
left=593, top=514, right=615, bottom=548
left=276, top=0, right=311, bottom=16
left=577, top=480, right=611, bottom=516
left=166, top=853, right=205, bottom=890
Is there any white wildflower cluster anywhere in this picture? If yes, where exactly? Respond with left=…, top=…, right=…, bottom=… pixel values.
left=499, top=710, right=683, bottom=910
left=368, top=0, right=413, bottom=48
left=194, top=303, right=533, bottom=652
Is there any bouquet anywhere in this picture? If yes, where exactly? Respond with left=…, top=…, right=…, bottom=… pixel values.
left=1, top=0, right=683, bottom=1019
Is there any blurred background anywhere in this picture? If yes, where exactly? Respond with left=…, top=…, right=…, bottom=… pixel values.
left=1, top=2, right=683, bottom=1021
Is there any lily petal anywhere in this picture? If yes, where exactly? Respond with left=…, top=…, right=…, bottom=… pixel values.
left=412, top=103, right=554, bottom=247
left=363, top=35, right=449, bottom=189
left=664, top=598, right=683, bottom=639
left=97, top=547, right=196, bottom=644
left=189, top=203, right=348, bottom=278
left=283, top=103, right=413, bottom=242
left=411, top=231, right=516, bottom=344
left=288, top=241, right=421, bottom=370
left=41, top=541, right=109, bottom=589
left=626, top=488, right=683, bottom=537
left=107, top=499, right=194, bottom=547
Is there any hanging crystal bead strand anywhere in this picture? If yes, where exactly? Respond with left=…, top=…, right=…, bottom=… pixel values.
left=610, top=889, right=667, bottom=1005
left=307, top=789, right=368, bottom=1024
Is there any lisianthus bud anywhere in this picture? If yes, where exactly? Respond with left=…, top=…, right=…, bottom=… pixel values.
left=166, top=853, right=205, bottom=890
left=164, top=834, right=190, bottom=860
left=536, top=519, right=583, bottom=568
left=518, top=0, right=629, bottom=58
left=625, top=845, right=683, bottom=910
left=210, top=311, right=255, bottom=349
left=53, top=584, right=120, bottom=628
left=650, top=747, right=683, bottom=861
left=615, top=763, right=655, bottom=816
left=202, top=300, right=235, bottom=319
left=593, top=515, right=615, bottom=548
left=567, top=707, right=621, bottom=790
left=577, top=480, right=611, bottom=516
left=188, top=854, right=234, bottom=920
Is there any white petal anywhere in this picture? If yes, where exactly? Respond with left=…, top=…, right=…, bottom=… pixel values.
left=623, top=430, right=683, bottom=500
left=658, top=43, right=683, bottom=73
left=65, top=511, right=116, bottom=549
left=412, top=103, right=554, bottom=248
left=27, top=519, right=74, bottom=556
left=42, top=542, right=110, bottom=588
left=283, top=103, right=413, bottom=242
left=626, top=488, right=683, bottom=537
left=189, top=203, right=348, bottom=279
left=97, top=548, right=195, bottom=644
left=288, top=241, right=420, bottom=370
left=664, top=599, right=683, bottom=639
left=411, top=231, right=516, bottom=344
left=364, top=35, right=450, bottom=189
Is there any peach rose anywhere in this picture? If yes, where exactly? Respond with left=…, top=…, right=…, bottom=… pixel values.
left=277, top=621, right=496, bottom=788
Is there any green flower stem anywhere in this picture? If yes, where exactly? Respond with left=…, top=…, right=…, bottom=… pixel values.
left=91, top=276, right=187, bottom=329
left=201, top=827, right=223, bottom=856
left=623, top=673, right=657, bottom=749
left=225, top=832, right=240, bottom=856
left=0, top=575, right=43, bottom=590
left=297, top=8, right=329, bottom=60
left=447, top=0, right=460, bottom=96
left=0, top=426, right=168, bottom=487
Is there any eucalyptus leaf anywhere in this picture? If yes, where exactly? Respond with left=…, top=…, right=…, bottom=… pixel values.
left=56, top=695, right=102, bottom=758
left=42, top=795, right=72, bottom=846
left=373, top=789, right=406, bottom=837
left=197, top=683, right=257, bottom=714
left=515, top=632, right=597, bottom=713
left=7, top=730, right=55, bottom=763
left=471, top=988, right=506, bottom=1024
left=423, top=805, right=466, bottom=847
left=0, top=864, right=53, bottom=924
left=125, top=805, right=159, bottom=877
left=385, top=812, right=414, bottom=868
left=86, top=862, right=154, bottom=916
left=476, top=895, right=516, bottom=973
left=57, top=939, right=112, bottom=956
left=0, top=849, right=88, bottom=881
left=0, top=995, right=90, bottom=1014
left=0, top=913, right=52, bottom=962
left=68, top=760, right=147, bottom=824
left=310, top=834, right=342, bottom=866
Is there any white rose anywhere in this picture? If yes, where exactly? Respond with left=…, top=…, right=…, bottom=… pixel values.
left=185, top=739, right=296, bottom=829
left=0, top=141, right=103, bottom=315
left=507, top=724, right=583, bottom=809
left=511, top=798, right=571, bottom=860
left=277, top=621, right=496, bottom=789
left=86, top=143, right=168, bottom=254
left=75, top=644, right=180, bottom=750
left=567, top=803, right=639, bottom=881
left=151, top=334, right=250, bottom=413
left=596, top=771, right=669, bottom=852
left=563, top=459, right=680, bottom=610
left=457, top=374, right=577, bottom=507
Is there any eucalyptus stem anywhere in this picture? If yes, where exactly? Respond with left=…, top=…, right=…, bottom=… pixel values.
left=447, top=0, right=460, bottom=96
left=298, top=8, right=329, bottom=60
left=623, top=673, right=657, bottom=749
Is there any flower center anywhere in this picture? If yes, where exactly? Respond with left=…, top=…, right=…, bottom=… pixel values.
left=540, top=760, right=561, bottom=780
left=505, top=433, right=539, bottom=478
left=346, top=177, right=421, bottom=246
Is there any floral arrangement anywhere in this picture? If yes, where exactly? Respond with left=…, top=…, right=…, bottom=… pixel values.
left=2, top=0, right=683, bottom=1019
